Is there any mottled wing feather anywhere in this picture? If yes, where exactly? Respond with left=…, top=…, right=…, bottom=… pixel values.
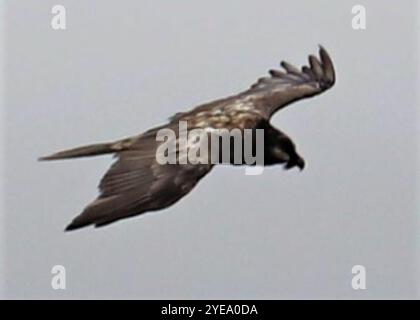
left=245, top=46, right=335, bottom=119
left=66, top=128, right=213, bottom=230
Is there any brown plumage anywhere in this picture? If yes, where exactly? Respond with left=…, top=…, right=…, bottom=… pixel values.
left=40, top=46, right=336, bottom=231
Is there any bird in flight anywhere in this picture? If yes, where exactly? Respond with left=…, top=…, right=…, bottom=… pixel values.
left=40, top=46, right=336, bottom=231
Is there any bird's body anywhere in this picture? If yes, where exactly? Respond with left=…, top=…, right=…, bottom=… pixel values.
left=40, top=46, right=336, bottom=230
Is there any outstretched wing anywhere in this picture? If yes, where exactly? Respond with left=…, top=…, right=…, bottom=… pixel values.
left=65, top=128, right=213, bottom=230
left=244, top=46, right=335, bottom=119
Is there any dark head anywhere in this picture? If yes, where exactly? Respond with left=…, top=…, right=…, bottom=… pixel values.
left=284, top=154, right=305, bottom=171
left=265, top=127, right=305, bottom=171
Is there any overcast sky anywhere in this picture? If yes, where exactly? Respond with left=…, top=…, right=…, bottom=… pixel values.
left=1, top=0, right=419, bottom=299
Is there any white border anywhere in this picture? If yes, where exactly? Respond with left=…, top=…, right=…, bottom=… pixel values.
left=0, top=0, right=6, bottom=299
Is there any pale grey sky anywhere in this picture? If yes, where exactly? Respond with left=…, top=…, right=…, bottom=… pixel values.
left=1, top=0, right=419, bottom=299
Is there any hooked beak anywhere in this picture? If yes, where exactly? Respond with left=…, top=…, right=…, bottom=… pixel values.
left=284, top=157, right=305, bottom=171
left=296, top=157, right=305, bottom=171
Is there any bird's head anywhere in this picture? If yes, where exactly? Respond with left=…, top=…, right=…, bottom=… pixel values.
left=266, top=129, right=305, bottom=171
left=284, top=154, right=305, bottom=171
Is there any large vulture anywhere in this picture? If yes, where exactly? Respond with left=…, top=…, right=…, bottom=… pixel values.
left=40, top=46, right=336, bottom=230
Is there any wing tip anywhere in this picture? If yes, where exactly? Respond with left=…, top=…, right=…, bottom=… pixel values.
left=317, top=45, right=336, bottom=86
left=64, top=223, right=79, bottom=232
left=65, top=216, right=110, bottom=231
left=64, top=220, right=88, bottom=232
left=269, top=45, right=335, bottom=89
left=64, top=212, right=96, bottom=231
left=318, top=43, right=326, bottom=53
